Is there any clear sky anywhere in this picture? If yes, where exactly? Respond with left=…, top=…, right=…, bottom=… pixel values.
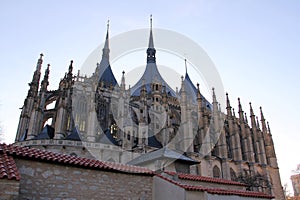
left=0, top=0, right=299, bottom=194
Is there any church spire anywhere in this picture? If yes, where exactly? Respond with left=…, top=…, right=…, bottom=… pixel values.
left=148, top=14, right=154, bottom=48
left=67, top=60, right=73, bottom=80
left=238, top=98, right=245, bottom=124
left=226, top=93, right=232, bottom=117
left=121, top=70, right=126, bottom=91
left=28, top=53, right=43, bottom=98
left=40, top=64, right=50, bottom=92
left=102, top=20, right=110, bottom=59
left=212, top=87, right=218, bottom=110
left=185, top=59, right=188, bottom=75
left=260, top=106, right=267, bottom=133
left=147, top=15, right=156, bottom=63
left=249, top=102, right=257, bottom=130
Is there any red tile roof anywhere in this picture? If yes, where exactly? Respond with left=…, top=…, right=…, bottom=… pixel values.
left=0, top=146, right=20, bottom=181
left=0, top=143, right=153, bottom=176
left=165, top=171, right=246, bottom=186
left=0, top=143, right=274, bottom=199
left=157, top=174, right=274, bottom=199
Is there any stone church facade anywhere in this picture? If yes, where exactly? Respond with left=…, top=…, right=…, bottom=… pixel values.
left=14, top=19, right=284, bottom=199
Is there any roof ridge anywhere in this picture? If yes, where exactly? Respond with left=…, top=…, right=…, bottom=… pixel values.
left=164, top=171, right=246, bottom=186
left=0, top=143, right=153, bottom=175
left=156, top=173, right=274, bottom=199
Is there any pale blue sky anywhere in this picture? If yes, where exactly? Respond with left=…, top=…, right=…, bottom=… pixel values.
left=0, top=0, right=299, bottom=193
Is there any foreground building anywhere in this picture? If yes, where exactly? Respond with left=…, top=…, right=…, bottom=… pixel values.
left=13, top=19, right=284, bottom=199
left=0, top=143, right=274, bottom=199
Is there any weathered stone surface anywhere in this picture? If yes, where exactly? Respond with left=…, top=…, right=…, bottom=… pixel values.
left=15, top=158, right=153, bottom=200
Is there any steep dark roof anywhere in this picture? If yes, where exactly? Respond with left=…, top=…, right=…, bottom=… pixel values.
left=34, top=125, right=54, bottom=140
left=65, top=126, right=81, bottom=141
left=130, top=62, right=176, bottom=97
left=99, top=63, right=118, bottom=87
left=127, top=147, right=198, bottom=165
left=148, top=135, right=163, bottom=148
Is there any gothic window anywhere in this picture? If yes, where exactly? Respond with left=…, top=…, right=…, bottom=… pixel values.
left=213, top=165, right=221, bottom=178
left=230, top=168, right=237, bottom=181
left=80, top=120, right=86, bottom=132
left=127, top=133, right=130, bottom=141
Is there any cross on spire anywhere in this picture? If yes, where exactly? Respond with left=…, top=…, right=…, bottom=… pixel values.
left=107, top=19, right=110, bottom=31
left=150, top=14, right=152, bottom=30
left=185, top=59, right=187, bottom=74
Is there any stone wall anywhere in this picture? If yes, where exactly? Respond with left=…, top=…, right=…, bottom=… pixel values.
left=0, top=179, right=19, bottom=200
left=15, top=158, right=153, bottom=200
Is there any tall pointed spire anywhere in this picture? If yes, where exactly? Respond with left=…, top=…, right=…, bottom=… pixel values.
left=260, top=106, right=267, bottom=133
left=256, top=116, right=260, bottom=130
left=102, top=20, right=110, bottom=59
left=185, top=59, right=188, bottom=75
left=148, top=14, right=154, bottom=48
left=244, top=112, right=248, bottom=124
left=28, top=53, right=43, bottom=98
left=96, top=20, right=118, bottom=88
left=121, top=71, right=126, bottom=91
left=147, top=15, right=156, bottom=63
left=67, top=60, right=73, bottom=80
left=233, top=108, right=236, bottom=118
left=249, top=102, right=254, bottom=116
left=238, top=98, right=245, bottom=123
left=32, top=53, right=43, bottom=83
left=226, top=93, right=232, bottom=117
left=40, top=64, right=50, bottom=92
left=197, top=83, right=202, bottom=100
left=249, top=102, right=257, bottom=130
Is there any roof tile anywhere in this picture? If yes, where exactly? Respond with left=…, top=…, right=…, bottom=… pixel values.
left=165, top=171, right=246, bottom=186
left=0, top=143, right=153, bottom=175
left=0, top=147, right=20, bottom=181
left=157, top=174, right=274, bottom=199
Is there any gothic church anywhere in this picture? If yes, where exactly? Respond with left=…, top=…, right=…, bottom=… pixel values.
left=14, top=19, right=284, bottom=199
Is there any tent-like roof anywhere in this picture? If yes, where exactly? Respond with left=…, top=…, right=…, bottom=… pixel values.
left=127, top=147, right=198, bottom=165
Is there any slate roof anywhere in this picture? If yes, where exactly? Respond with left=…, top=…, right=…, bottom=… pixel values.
left=127, top=147, right=198, bottom=165
left=180, top=72, right=212, bottom=109
left=98, top=63, right=118, bottom=87
left=157, top=174, right=274, bottom=199
left=130, top=62, right=176, bottom=97
left=34, top=125, right=54, bottom=140
left=65, top=126, right=81, bottom=141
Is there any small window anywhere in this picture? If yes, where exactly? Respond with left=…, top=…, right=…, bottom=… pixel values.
left=213, top=166, right=221, bottom=178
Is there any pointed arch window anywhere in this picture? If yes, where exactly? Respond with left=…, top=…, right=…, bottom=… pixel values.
left=230, top=168, right=237, bottom=181
left=213, top=165, right=221, bottom=178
